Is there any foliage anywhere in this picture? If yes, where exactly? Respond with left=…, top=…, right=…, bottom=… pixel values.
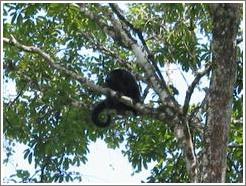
left=2, top=3, right=243, bottom=183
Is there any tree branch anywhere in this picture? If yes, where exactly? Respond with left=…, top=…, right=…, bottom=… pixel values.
left=77, top=4, right=180, bottom=111
left=183, top=65, right=211, bottom=115
left=3, top=36, right=105, bottom=93
left=3, top=35, right=178, bottom=124
left=227, top=144, right=243, bottom=148
left=109, top=3, right=166, bottom=90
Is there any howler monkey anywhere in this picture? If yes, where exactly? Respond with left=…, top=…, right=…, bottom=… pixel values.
left=91, top=69, right=141, bottom=127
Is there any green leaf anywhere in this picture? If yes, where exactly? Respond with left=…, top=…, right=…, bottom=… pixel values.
left=28, top=152, right=32, bottom=164
left=23, top=149, right=30, bottom=160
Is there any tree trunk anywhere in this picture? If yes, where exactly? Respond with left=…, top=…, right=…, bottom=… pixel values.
left=201, top=4, right=240, bottom=182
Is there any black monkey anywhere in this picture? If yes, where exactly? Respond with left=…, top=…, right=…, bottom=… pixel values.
left=91, top=69, right=141, bottom=127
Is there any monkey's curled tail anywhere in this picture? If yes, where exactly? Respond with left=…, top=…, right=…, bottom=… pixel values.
left=91, top=101, right=111, bottom=127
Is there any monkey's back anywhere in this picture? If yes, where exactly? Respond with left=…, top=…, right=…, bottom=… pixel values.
left=105, top=69, right=140, bottom=102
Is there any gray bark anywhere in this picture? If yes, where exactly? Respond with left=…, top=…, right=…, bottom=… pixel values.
left=201, top=4, right=240, bottom=183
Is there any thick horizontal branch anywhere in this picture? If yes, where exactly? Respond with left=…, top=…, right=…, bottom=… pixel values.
left=3, top=35, right=177, bottom=124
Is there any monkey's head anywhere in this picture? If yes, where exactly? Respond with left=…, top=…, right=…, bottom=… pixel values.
left=91, top=101, right=111, bottom=127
